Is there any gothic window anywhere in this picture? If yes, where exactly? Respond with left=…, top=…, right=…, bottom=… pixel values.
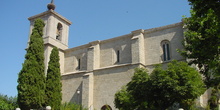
left=161, top=40, right=171, bottom=61
left=56, top=23, right=63, bottom=41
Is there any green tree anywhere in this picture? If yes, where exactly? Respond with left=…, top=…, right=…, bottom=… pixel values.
left=149, top=61, right=205, bottom=109
left=181, top=0, right=220, bottom=87
left=126, top=68, right=150, bottom=110
left=115, top=68, right=150, bottom=110
left=0, top=94, right=17, bottom=110
left=114, top=86, right=135, bottom=110
left=114, top=61, right=205, bottom=110
left=181, top=1, right=220, bottom=108
left=17, top=18, right=46, bottom=110
left=45, top=47, right=62, bottom=110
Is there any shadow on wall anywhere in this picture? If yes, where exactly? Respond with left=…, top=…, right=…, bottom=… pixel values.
left=70, top=82, right=82, bottom=104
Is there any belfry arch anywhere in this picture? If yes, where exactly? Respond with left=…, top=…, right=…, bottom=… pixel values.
left=56, top=23, right=63, bottom=41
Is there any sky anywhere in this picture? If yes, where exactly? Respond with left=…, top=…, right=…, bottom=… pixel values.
left=0, top=0, right=191, bottom=97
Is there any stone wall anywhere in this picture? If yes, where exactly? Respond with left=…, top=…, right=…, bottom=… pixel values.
left=61, top=22, right=185, bottom=110
left=93, top=64, right=137, bottom=109
left=62, top=72, right=85, bottom=103
left=100, top=34, right=132, bottom=67
left=64, top=45, right=89, bottom=73
left=144, top=22, right=184, bottom=66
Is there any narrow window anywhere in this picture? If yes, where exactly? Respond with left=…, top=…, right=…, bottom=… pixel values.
left=116, top=50, right=120, bottom=63
left=78, top=59, right=81, bottom=70
left=163, top=44, right=167, bottom=61
left=166, top=43, right=170, bottom=60
left=56, top=23, right=63, bottom=41
left=162, top=41, right=171, bottom=61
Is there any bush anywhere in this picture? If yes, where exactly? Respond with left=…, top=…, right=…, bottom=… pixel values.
left=0, top=94, right=17, bottom=110
left=115, top=60, right=205, bottom=110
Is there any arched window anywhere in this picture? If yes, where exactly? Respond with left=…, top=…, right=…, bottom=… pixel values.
left=161, top=40, right=171, bottom=61
left=101, top=105, right=112, bottom=110
left=56, top=23, right=63, bottom=41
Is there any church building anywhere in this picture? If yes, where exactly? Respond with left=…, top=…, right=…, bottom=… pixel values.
left=26, top=1, right=208, bottom=110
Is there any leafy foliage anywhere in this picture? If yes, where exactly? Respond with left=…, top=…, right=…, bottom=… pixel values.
left=208, top=88, right=219, bottom=110
left=127, top=68, right=150, bottom=110
left=45, top=47, right=62, bottom=110
left=181, top=1, right=220, bottom=108
left=114, top=61, right=205, bottom=110
left=149, top=61, right=205, bottom=109
left=114, top=86, right=135, bottom=110
left=0, top=94, right=17, bottom=110
left=181, top=0, right=220, bottom=87
left=17, top=18, right=46, bottom=110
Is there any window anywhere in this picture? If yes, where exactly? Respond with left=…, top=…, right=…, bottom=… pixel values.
left=77, top=58, right=81, bottom=70
left=116, top=50, right=120, bottom=63
left=101, top=105, right=112, bottom=110
left=56, top=23, right=62, bottom=41
left=161, top=41, right=171, bottom=61
left=113, top=47, right=122, bottom=64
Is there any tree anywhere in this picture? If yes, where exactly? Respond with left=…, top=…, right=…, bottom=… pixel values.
left=17, top=18, right=45, bottom=110
left=0, top=94, right=17, bottom=110
left=114, top=86, right=135, bottom=110
left=149, top=61, right=205, bottom=109
left=114, top=60, right=205, bottom=110
left=181, top=1, right=220, bottom=108
left=181, top=0, right=220, bottom=87
left=126, top=68, right=150, bottom=110
left=45, top=47, right=62, bottom=110
left=115, top=68, right=151, bottom=110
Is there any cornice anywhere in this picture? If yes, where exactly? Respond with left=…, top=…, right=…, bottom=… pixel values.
left=28, top=10, right=72, bottom=25
left=62, top=70, right=87, bottom=77
left=132, top=29, right=144, bottom=35
left=144, top=22, right=183, bottom=34
left=61, top=59, right=186, bottom=77
left=100, top=33, right=132, bottom=44
left=99, top=22, right=183, bottom=44
left=89, top=40, right=100, bottom=46
left=64, top=43, right=90, bottom=53
left=61, top=63, right=142, bottom=77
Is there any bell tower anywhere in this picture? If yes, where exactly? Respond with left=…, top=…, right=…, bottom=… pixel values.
left=27, top=0, right=72, bottom=73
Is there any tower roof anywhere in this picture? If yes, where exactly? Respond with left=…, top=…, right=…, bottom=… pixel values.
left=47, top=0, right=55, bottom=10
left=28, top=10, right=72, bottom=25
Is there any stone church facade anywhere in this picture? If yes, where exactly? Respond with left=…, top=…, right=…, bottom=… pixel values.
left=26, top=2, right=209, bottom=110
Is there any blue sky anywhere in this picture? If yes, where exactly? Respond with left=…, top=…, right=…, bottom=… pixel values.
left=0, top=0, right=191, bottom=97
